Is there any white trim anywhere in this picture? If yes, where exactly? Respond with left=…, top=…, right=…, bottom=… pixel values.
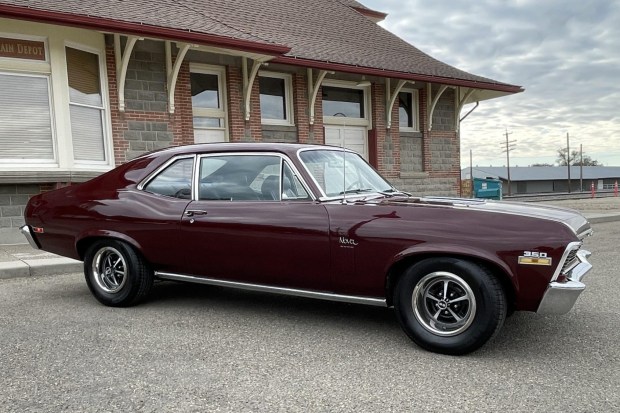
left=398, top=88, right=420, bottom=132
left=321, top=79, right=371, bottom=128
left=64, top=41, right=114, bottom=167
left=0, top=22, right=114, bottom=173
left=259, top=70, right=295, bottom=126
left=190, top=63, right=229, bottom=142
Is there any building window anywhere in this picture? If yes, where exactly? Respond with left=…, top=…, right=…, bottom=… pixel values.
left=191, top=64, right=228, bottom=143
left=259, top=71, right=294, bottom=125
left=0, top=26, right=112, bottom=174
left=398, top=89, right=419, bottom=132
left=0, top=72, right=55, bottom=163
left=322, top=86, right=365, bottom=118
left=66, top=46, right=107, bottom=162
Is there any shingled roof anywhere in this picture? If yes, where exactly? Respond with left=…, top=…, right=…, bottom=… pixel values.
left=0, top=0, right=522, bottom=93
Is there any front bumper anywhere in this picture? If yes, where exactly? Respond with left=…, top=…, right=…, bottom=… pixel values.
left=537, top=249, right=592, bottom=315
left=19, top=225, right=40, bottom=250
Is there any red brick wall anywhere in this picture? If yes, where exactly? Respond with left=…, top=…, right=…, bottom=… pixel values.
left=226, top=65, right=261, bottom=142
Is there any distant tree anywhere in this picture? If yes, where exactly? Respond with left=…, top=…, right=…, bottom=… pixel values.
left=556, top=148, right=602, bottom=166
left=531, top=163, right=554, bottom=167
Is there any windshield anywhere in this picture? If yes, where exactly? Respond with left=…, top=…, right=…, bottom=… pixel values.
left=299, top=149, right=393, bottom=198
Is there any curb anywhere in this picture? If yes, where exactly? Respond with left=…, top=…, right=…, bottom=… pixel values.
left=0, top=257, right=82, bottom=280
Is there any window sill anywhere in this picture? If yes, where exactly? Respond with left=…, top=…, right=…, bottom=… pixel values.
left=0, top=169, right=106, bottom=184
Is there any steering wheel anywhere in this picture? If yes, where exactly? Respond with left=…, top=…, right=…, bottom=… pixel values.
left=174, top=187, right=192, bottom=199
left=346, top=180, right=363, bottom=191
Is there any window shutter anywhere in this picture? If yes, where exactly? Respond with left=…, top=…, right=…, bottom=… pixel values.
left=0, top=73, right=54, bottom=161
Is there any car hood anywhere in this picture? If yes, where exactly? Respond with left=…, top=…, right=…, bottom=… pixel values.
left=368, top=196, right=592, bottom=240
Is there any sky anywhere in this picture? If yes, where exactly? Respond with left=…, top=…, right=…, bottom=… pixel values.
left=364, top=0, right=620, bottom=167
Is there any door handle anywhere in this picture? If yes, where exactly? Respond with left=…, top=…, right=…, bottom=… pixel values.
left=185, top=210, right=208, bottom=217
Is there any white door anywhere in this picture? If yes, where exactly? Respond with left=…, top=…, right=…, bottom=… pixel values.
left=324, top=126, right=367, bottom=160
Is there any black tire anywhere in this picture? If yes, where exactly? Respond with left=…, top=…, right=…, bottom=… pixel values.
left=84, top=239, right=153, bottom=307
left=393, top=257, right=506, bottom=355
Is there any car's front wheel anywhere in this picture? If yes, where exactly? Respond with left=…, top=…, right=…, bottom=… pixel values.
left=394, top=257, right=506, bottom=355
left=84, top=239, right=153, bottom=307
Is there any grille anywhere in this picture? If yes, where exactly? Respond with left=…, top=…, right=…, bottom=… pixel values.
left=560, top=248, right=580, bottom=275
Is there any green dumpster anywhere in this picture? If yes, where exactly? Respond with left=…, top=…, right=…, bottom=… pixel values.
left=473, top=178, right=502, bottom=200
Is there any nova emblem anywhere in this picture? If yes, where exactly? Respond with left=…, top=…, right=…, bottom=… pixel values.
left=339, top=236, right=358, bottom=247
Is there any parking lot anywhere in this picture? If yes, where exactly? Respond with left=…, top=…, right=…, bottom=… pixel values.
left=1, top=221, right=619, bottom=412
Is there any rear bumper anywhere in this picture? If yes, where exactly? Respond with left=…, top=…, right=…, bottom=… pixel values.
left=19, top=225, right=40, bottom=250
left=537, top=249, right=592, bottom=315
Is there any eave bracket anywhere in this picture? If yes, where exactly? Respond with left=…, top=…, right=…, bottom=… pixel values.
left=242, top=58, right=266, bottom=121
left=165, top=42, right=194, bottom=114
left=307, top=69, right=333, bottom=125
left=385, top=79, right=411, bottom=129
left=114, top=34, right=143, bottom=112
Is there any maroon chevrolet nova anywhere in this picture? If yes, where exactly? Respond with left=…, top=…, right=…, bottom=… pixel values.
left=21, top=143, right=593, bottom=354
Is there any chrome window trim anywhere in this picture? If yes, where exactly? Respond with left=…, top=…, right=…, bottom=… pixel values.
left=155, top=271, right=387, bottom=307
left=193, top=151, right=317, bottom=202
left=551, top=241, right=582, bottom=282
left=137, top=154, right=197, bottom=196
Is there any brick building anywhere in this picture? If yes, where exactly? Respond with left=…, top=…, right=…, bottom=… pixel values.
left=0, top=0, right=522, bottom=236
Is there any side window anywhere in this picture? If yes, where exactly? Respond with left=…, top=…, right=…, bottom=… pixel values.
left=198, top=155, right=280, bottom=201
left=197, top=155, right=311, bottom=201
left=282, top=162, right=310, bottom=201
left=143, top=158, right=194, bottom=199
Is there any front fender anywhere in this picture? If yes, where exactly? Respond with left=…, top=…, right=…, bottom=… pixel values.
left=388, top=243, right=518, bottom=293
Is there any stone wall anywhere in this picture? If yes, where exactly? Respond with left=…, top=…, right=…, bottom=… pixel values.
left=262, top=126, right=298, bottom=143
left=0, top=184, right=44, bottom=229
left=400, top=133, right=423, bottom=173
left=391, top=177, right=459, bottom=196
left=107, top=38, right=194, bottom=164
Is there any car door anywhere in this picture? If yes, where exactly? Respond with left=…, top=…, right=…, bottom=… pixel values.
left=180, top=153, right=332, bottom=291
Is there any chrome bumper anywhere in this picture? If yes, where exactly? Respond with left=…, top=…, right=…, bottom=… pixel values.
left=19, top=225, right=40, bottom=250
left=537, top=249, right=592, bottom=315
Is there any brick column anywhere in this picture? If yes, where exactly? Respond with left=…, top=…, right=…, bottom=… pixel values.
left=226, top=65, right=261, bottom=142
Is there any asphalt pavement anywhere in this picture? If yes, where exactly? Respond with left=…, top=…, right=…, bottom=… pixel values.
left=0, top=205, right=619, bottom=411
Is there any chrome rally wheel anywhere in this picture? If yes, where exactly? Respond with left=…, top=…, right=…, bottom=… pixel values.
left=84, top=239, right=153, bottom=307
left=412, top=272, right=476, bottom=336
left=393, top=257, right=506, bottom=355
left=92, top=246, right=127, bottom=294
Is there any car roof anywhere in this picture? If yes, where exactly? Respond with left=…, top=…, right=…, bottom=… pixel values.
left=140, top=142, right=352, bottom=159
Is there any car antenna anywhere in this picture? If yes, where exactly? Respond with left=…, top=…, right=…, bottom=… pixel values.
left=331, top=112, right=348, bottom=204
left=340, top=114, right=347, bottom=204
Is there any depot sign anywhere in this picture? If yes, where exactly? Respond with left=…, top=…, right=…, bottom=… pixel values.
left=0, top=37, right=46, bottom=60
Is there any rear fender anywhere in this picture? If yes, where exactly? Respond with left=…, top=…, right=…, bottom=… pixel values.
left=75, top=229, right=143, bottom=260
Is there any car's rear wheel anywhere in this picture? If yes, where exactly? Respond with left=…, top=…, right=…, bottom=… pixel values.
left=393, top=257, right=506, bottom=355
left=84, top=239, right=153, bottom=307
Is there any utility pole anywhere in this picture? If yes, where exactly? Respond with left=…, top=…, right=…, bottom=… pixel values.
left=500, top=129, right=517, bottom=196
left=567, top=132, right=571, bottom=193
left=580, top=143, right=583, bottom=192
left=469, top=149, right=473, bottom=198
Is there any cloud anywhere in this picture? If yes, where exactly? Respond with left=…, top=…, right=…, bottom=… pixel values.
left=365, top=0, right=620, bottom=166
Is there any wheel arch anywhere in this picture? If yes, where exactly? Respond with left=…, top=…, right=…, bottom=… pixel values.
left=385, top=252, right=516, bottom=312
left=76, top=231, right=144, bottom=261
